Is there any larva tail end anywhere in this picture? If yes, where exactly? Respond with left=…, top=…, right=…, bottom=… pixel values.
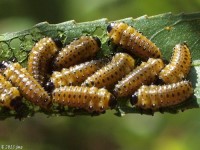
left=53, top=38, right=63, bottom=48
left=45, top=81, right=55, bottom=93
left=109, top=95, right=117, bottom=109
left=107, top=23, right=114, bottom=33
left=130, top=93, right=138, bottom=105
left=93, top=37, right=101, bottom=48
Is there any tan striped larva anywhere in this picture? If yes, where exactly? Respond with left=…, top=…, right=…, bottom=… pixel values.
left=52, top=36, right=101, bottom=71
left=0, top=74, right=21, bottom=110
left=107, top=22, right=161, bottom=60
left=159, top=43, right=191, bottom=83
left=2, top=62, right=51, bottom=109
left=49, top=59, right=106, bottom=88
left=131, top=81, right=193, bottom=110
left=28, top=37, right=62, bottom=86
left=82, top=53, right=135, bottom=89
left=52, top=86, right=116, bottom=113
left=114, top=58, right=164, bottom=98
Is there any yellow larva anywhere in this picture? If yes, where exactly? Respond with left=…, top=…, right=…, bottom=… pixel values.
left=82, top=53, right=135, bottom=89
left=52, top=86, right=116, bottom=113
left=159, top=43, right=191, bottom=83
left=28, top=37, right=61, bottom=86
left=52, top=36, right=101, bottom=71
left=2, top=62, right=51, bottom=109
left=0, top=74, right=21, bottom=110
left=131, top=81, right=193, bottom=110
left=107, top=22, right=161, bottom=60
left=50, top=60, right=106, bottom=88
left=114, top=58, right=164, bottom=98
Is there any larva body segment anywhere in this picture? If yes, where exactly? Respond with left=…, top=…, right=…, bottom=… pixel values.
left=28, top=37, right=61, bottom=86
left=53, top=36, right=101, bottom=71
left=3, top=62, right=51, bottom=109
left=52, top=86, right=116, bottom=113
left=159, top=43, right=191, bottom=83
left=82, top=53, right=135, bottom=89
left=114, top=58, right=164, bottom=97
left=107, top=22, right=161, bottom=60
left=0, top=74, right=21, bottom=110
left=131, top=81, right=193, bottom=110
left=50, top=60, right=106, bottom=88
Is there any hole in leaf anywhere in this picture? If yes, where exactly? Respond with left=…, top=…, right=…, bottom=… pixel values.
left=93, top=27, right=104, bottom=37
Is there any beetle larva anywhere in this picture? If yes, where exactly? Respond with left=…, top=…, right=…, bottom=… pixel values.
left=49, top=59, right=106, bottom=88
left=159, top=43, right=191, bottom=83
left=1, top=62, right=51, bottom=109
left=52, top=86, right=116, bottom=113
left=131, top=81, right=193, bottom=110
left=0, top=74, right=21, bottom=110
left=52, top=36, right=101, bottom=71
left=82, top=53, right=135, bottom=89
left=114, top=58, right=164, bottom=97
left=107, top=22, right=161, bottom=60
left=28, top=37, right=62, bottom=86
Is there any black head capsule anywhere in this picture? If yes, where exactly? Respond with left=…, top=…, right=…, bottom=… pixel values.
left=183, top=41, right=188, bottom=47
left=130, top=92, right=138, bottom=105
left=45, top=81, right=55, bottom=93
left=10, top=97, right=22, bottom=110
left=10, top=97, right=29, bottom=119
left=162, top=57, right=169, bottom=64
left=108, top=95, right=117, bottom=109
left=0, top=61, right=10, bottom=69
left=155, top=78, right=165, bottom=85
left=93, top=37, right=101, bottom=48
left=107, top=23, right=114, bottom=33
left=53, top=38, right=63, bottom=48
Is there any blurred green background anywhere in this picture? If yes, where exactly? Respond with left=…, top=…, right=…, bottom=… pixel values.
left=0, top=0, right=200, bottom=150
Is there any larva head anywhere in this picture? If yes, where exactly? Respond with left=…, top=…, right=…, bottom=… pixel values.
left=45, top=81, right=55, bottom=93
left=108, top=95, right=117, bottom=109
left=155, top=78, right=165, bottom=85
left=10, top=97, right=29, bottom=119
left=107, top=23, right=115, bottom=33
left=10, top=97, right=23, bottom=110
left=0, top=61, right=10, bottom=69
left=107, top=22, right=128, bottom=45
left=53, top=38, right=63, bottom=48
left=93, top=36, right=101, bottom=48
left=130, top=92, right=138, bottom=105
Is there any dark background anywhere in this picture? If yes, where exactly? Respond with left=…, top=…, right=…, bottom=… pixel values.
left=0, top=0, right=200, bottom=150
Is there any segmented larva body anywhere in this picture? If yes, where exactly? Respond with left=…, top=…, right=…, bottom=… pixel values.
left=159, top=43, right=191, bottom=83
left=28, top=37, right=61, bottom=86
left=107, top=22, right=161, bottom=60
left=52, top=86, right=116, bottom=113
left=3, top=62, right=51, bottom=109
left=114, top=58, right=164, bottom=97
left=131, top=81, right=193, bottom=110
left=82, top=53, right=135, bottom=89
left=0, top=74, right=20, bottom=110
left=50, top=60, right=106, bottom=88
left=53, top=36, right=101, bottom=71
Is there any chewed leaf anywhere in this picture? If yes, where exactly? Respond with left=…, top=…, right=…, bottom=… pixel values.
left=0, top=12, right=200, bottom=119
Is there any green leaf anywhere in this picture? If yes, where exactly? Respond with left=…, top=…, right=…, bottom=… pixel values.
left=0, top=12, right=200, bottom=119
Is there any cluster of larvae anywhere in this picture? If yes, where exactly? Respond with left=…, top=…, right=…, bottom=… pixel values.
left=0, top=22, right=193, bottom=115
